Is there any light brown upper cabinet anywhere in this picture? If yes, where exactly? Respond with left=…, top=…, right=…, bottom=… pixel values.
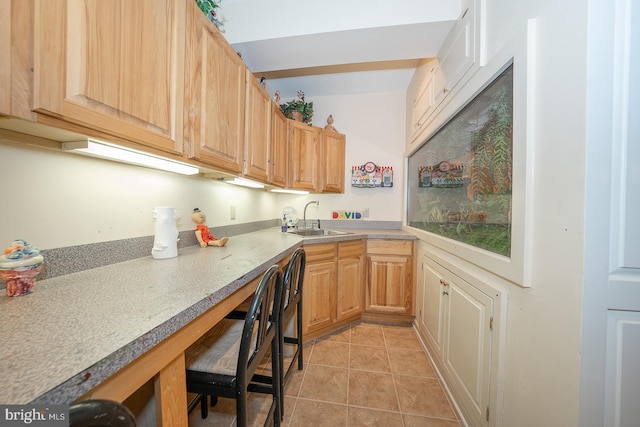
left=270, top=105, right=289, bottom=187
left=32, top=0, right=185, bottom=155
left=321, top=130, right=346, bottom=193
left=243, top=70, right=271, bottom=182
left=184, top=0, right=245, bottom=173
left=288, top=120, right=321, bottom=191
left=288, top=121, right=345, bottom=193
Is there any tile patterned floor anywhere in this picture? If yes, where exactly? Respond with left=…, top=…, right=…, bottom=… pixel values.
left=188, top=321, right=462, bottom=427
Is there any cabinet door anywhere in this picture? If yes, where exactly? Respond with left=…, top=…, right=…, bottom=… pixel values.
left=444, top=274, right=493, bottom=427
left=412, top=62, right=437, bottom=135
left=270, top=105, right=288, bottom=187
left=288, top=121, right=321, bottom=191
left=243, top=70, right=271, bottom=182
left=303, top=260, right=336, bottom=334
left=321, top=131, right=346, bottom=193
left=366, top=254, right=413, bottom=315
left=437, top=1, right=477, bottom=94
left=337, top=257, right=364, bottom=320
left=33, top=0, right=184, bottom=155
left=184, top=0, right=245, bottom=172
left=337, top=240, right=365, bottom=321
left=419, top=258, right=447, bottom=359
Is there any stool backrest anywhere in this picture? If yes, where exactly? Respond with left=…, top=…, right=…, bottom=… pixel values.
left=283, top=248, right=306, bottom=315
left=238, top=264, right=283, bottom=385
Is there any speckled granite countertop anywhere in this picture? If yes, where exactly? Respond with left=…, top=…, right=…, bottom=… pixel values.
left=0, top=227, right=415, bottom=404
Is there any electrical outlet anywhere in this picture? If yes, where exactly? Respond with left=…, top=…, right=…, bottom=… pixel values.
left=363, top=208, right=370, bottom=217
left=230, top=205, right=236, bottom=220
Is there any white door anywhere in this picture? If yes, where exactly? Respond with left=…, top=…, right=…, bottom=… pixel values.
left=444, top=274, right=494, bottom=427
left=419, top=255, right=447, bottom=359
left=582, top=0, right=640, bottom=425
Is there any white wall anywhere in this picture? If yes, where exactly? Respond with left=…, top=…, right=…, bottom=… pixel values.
left=405, top=0, right=590, bottom=426
left=0, top=138, right=278, bottom=250
left=276, top=90, right=407, bottom=222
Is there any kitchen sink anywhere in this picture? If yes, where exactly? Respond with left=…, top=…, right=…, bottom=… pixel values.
left=290, top=229, right=352, bottom=237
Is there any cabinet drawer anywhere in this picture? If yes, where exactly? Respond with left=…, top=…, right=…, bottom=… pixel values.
left=367, top=239, right=413, bottom=256
left=303, top=243, right=336, bottom=262
left=338, top=240, right=365, bottom=258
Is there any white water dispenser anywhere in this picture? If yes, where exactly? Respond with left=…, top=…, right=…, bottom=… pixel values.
left=151, top=206, right=179, bottom=259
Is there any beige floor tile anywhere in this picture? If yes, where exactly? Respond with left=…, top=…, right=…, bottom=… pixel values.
left=298, top=364, right=349, bottom=404
left=187, top=393, right=276, bottom=427
left=347, top=406, right=403, bottom=427
left=317, top=324, right=351, bottom=343
left=288, top=399, right=347, bottom=427
left=387, top=348, right=436, bottom=377
left=350, top=344, right=390, bottom=372
left=309, top=339, right=350, bottom=368
left=282, top=396, right=297, bottom=424
left=381, top=325, right=424, bottom=350
left=284, top=363, right=306, bottom=397
left=394, top=375, right=456, bottom=419
left=301, top=341, right=314, bottom=364
left=348, top=370, right=399, bottom=412
left=350, top=323, right=385, bottom=346
left=242, top=393, right=276, bottom=427
left=188, top=396, right=235, bottom=427
left=403, top=414, right=462, bottom=427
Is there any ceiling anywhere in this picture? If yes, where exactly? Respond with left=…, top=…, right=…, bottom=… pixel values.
left=218, top=0, right=462, bottom=98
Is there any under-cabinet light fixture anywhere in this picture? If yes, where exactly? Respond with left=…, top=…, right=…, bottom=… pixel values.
left=269, top=189, right=310, bottom=195
left=226, top=178, right=265, bottom=189
left=62, top=140, right=200, bottom=176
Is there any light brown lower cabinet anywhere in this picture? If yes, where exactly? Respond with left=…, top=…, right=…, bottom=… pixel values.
left=365, top=240, right=415, bottom=320
left=302, top=240, right=365, bottom=339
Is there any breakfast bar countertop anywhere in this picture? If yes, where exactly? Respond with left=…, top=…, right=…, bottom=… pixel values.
left=0, top=227, right=416, bottom=405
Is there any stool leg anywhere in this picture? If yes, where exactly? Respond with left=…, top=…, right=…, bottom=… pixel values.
left=274, top=335, right=283, bottom=425
left=200, top=394, right=208, bottom=419
left=297, top=303, right=304, bottom=370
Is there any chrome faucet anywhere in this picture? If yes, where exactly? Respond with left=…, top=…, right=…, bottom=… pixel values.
left=303, top=200, right=319, bottom=229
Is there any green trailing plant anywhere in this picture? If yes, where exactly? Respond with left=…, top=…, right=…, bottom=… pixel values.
left=280, top=90, right=314, bottom=124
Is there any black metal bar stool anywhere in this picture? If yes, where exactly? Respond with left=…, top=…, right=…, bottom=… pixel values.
left=185, top=265, right=284, bottom=426
left=279, top=248, right=305, bottom=412
left=228, top=248, right=306, bottom=422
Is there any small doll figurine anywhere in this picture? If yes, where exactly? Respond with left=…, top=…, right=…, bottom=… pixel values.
left=324, top=115, right=338, bottom=133
left=191, top=208, right=229, bottom=248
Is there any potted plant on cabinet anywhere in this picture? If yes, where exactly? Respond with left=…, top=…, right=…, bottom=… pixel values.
left=280, top=90, right=314, bottom=124
left=195, top=0, right=224, bottom=31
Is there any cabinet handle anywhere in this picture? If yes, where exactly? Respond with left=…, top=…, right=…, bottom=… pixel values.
left=439, top=279, right=449, bottom=287
left=442, top=291, right=449, bottom=296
